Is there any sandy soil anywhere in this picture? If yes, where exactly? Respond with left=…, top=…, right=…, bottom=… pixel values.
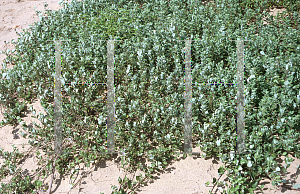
left=0, top=0, right=299, bottom=193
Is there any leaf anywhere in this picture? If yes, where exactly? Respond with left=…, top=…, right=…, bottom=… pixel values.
left=292, top=183, right=300, bottom=190
left=218, top=166, right=225, bottom=176
left=118, top=177, right=122, bottom=184
left=247, top=161, right=252, bottom=168
left=238, top=166, right=243, bottom=171
left=213, top=177, right=217, bottom=184
left=271, top=180, right=276, bottom=186
left=127, top=179, right=133, bottom=190
left=69, top=183, right=74, bottom=189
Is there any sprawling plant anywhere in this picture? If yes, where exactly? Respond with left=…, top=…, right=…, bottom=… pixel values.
left=0, top=0, right=299, bottom=193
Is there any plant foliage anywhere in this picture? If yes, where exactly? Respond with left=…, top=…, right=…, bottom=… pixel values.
left=0, top=0, right=299, bottom=193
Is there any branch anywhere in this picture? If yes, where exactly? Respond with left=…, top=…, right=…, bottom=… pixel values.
left=129, top=173, right=151, bottom=193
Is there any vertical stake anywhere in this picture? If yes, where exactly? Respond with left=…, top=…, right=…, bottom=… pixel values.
left=107, top=40, right=115, bottom=153
left=54, top=40, right=62, bottom=156
left=184, top=39, right=192, bottom=154
left=236, top=38, right=246, bottom=154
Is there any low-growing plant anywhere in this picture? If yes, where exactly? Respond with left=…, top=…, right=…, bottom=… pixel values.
left=0, top=0, right=299, bottom=193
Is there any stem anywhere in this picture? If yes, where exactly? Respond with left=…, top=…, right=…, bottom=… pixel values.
left=46, top=156, right=59, bottom=194
left=211, top=172, right=224, bottom=193
left=128, top=173, right=151, bottom=193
